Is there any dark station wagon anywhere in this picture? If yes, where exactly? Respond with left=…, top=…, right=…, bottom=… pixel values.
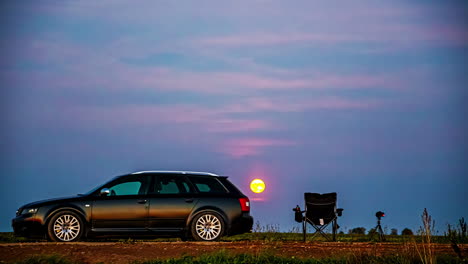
left=12, top=171, right=253, bottom=242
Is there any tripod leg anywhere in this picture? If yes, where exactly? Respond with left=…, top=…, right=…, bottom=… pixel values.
left=370, top=225, right=379, bottom=241
left=378, top=225, right=386, bottom=242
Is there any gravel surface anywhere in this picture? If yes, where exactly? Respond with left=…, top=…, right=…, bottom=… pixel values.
left=0, top=241, right=466, bottom=263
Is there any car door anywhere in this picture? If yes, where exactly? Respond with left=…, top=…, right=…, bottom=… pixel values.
left=148, top=174, right=198, bottom=232
left=91, top=175, right=150, bottom=232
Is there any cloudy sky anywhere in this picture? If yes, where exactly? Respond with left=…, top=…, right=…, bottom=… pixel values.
left=1, top=0, right=467, bottom=233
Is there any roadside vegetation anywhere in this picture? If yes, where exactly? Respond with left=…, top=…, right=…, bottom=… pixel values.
left=132, top=251, right=464, bottom=264
left=9, top=251, right=465, bottom=264
left=1, top=230, right=464, bottom=244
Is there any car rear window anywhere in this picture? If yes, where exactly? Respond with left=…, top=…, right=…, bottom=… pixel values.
left=217, top=178, right=242, bottom=194
left=188, top=176, right=228, bottom=193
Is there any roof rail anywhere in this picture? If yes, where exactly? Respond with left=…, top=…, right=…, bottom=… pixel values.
left=131, top=170, right=219, bottom=176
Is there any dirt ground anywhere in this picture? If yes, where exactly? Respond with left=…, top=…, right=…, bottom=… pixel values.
left=0, top=241, right=466, bottom=263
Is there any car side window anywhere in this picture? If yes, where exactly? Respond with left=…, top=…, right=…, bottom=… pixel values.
left=153, top=175, right=192, bottom=194
left=188, top=177, right=228, bottom=193
left=109, top=182, right=141, bottom=196
left=106, top=176, right=148, bottom=196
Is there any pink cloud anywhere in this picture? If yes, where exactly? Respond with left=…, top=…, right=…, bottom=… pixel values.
left=421, top=25, right=468, bottom=47
left=10, top=37, right=404, bottom=95
left=113, top=69, right=394, bottom=93
left=220, top=138, right=296, bottom=158
left=196, top=24, right=468, bottom=49
left=40, top=103, right=293, bottom=158
left=198, top=33, right=357, bottom=46
left=11, top=60, right=393, bottom=94
left=205, top=119, right=273, bottom=133
left=225, top=96, right=381, bottom=113
left=52, top=104, right=278, bottom=136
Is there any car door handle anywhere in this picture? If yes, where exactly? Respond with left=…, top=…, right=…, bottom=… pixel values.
left=137, top=199, right=147, bottom=204
left=185, top=199, right=194, bottom=203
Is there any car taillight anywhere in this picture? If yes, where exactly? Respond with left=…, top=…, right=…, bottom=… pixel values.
left=239, top=197, right=250, bottom=212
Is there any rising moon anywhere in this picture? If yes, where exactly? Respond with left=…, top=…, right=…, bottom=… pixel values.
left=250, top=179, right=266, bottom=193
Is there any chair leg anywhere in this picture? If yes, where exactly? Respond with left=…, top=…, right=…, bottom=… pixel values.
left=302, top=220, right=306, bottom=242
left=332, top=219, right=337, bottom=242
left=320, top=226, right=330, bottom=241
left=310, top=223, right=330, bottom=241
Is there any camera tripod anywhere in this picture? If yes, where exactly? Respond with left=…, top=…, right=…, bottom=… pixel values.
left=370, top=217, right=386, bottom=241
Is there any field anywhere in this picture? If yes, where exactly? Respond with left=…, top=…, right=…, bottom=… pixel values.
left=0, top=232, right=467, bottom=264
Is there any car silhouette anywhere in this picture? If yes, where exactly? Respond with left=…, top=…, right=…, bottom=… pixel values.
left=12, top=171, right=253, bottom=242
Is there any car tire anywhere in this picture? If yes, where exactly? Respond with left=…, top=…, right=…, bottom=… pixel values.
left=190, top=211, right=225, bottom=241
left=47, top=210, right=84, bottom=242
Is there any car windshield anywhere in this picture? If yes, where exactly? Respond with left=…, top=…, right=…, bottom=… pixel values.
left=82, top=175, right=122, bottom=195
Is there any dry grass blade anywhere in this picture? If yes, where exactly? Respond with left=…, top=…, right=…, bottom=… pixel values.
left=415, top=208, right=436, bottom=264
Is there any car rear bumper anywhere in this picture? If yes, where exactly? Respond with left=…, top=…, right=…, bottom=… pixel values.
left=229, top=213, right=253, bottom=235
left=12, top=214, right=45, bottom=238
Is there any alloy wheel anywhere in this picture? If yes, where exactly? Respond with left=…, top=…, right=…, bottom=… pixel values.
left=53, top=214, right=81, bottom=241
left=195, top=214, right=222, bottom=241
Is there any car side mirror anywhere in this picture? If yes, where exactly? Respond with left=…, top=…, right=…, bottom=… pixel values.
left=100, top=188, right=110, bottom=196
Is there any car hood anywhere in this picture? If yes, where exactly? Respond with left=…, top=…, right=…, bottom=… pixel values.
left=20, top=195, right=87, bottom=209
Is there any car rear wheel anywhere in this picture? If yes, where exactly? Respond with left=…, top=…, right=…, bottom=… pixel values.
left=47, top=211, right=84, bottom=242
left=191, top=212, right=224, bottom=241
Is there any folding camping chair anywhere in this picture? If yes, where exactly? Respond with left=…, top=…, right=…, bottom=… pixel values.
left=293, top=192, right=343, bottom=242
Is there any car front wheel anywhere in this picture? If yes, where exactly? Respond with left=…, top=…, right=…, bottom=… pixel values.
left=47, top=211, right=84, bottom=242
left=191, top=212, right=224, bottom=241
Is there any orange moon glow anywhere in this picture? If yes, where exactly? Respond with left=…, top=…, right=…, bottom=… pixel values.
left=250, top=179, right=266, bottom=193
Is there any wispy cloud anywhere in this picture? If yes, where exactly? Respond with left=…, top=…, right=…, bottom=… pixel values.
left=197, top=33, right=357, bottom=46
left=220, top=138, right=296, bottom=158
left=120, top=69, right=396, bottom=93
left=225, top=96, right=381, bottom=113
left=7, top=41, right=396, bottom=94
left=196, top=24, right=468, bottom=50
left=46, top=103, right=279, bottom=137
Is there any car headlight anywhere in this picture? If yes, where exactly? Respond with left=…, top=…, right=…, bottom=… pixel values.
left=22, top=208, right=38, bottom=214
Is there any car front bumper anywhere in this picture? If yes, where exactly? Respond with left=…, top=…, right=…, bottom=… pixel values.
left=12, top=214, right=45, bottom=238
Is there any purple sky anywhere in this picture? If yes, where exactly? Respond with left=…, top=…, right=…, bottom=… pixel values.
left=1, top=1, right=467, bottom=233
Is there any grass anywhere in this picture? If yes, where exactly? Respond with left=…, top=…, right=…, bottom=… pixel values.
left=12, top=255, right=79, bottom=264
left=0, top=231, right=463, bottom=244
left=0, top=232, right=44, bottom=243
left=222, top=232, right=459, bottom=243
